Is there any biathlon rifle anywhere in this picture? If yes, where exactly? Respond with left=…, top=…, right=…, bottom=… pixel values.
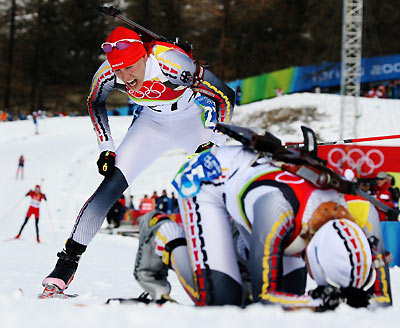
left=216, top=123, right=400, bottom=220
left=94, top=5, right=194, bottom=56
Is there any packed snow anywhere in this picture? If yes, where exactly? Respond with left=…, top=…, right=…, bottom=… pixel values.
left=1, top=93, right=400, bottom=328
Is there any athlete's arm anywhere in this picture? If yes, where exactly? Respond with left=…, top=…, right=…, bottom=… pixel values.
left=87, top=60, right=118, bottom=152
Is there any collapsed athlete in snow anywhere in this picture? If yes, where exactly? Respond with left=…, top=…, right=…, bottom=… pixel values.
left=41, top=26, right=235, bottom=297
left=131, top=140, right=392, bottom=309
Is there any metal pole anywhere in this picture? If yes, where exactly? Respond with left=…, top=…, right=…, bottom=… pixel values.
left=340, top=0, right=364, bottom=139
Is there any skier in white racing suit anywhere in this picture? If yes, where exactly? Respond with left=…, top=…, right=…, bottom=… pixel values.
left=41, top=26, right=235, bottom=296
left=133, top=144, right=392, bottom=309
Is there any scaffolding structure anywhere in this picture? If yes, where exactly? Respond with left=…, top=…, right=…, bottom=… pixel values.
left=340, top=0, right=364, bottom=139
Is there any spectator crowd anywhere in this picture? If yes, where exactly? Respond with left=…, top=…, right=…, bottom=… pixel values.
left=105, top=190, right=180, bottom=228
left=356, top=171, right=399, bottom=221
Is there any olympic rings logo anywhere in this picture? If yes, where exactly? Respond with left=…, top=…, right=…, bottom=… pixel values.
left=127, top=81, right=166, bottom=99
left=327, top=147, right=385, bottom=176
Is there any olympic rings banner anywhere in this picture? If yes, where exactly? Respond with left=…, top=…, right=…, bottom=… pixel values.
left=318, top=145, right=400, bottom=179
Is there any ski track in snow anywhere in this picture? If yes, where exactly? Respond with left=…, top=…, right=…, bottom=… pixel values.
left=1, top=93, right=400, bottom=328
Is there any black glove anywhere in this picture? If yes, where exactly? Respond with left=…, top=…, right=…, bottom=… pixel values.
left=195, top=141, right=214, bottom=154
left=97, top=151, right=116, bottom=176
left=340, top=287, right=371, bottom=308
left=309, top=285, right=341, bottom=312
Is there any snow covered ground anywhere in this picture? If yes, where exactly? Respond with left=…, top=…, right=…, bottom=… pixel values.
left=1, top=93, right=400, bottom=328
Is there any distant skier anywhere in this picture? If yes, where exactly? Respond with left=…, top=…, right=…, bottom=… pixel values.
left=15, top=185, right=47, bottom=243
left=16, top=155, right=25, bottom=180
left=32, top=111, right=39, bottom=135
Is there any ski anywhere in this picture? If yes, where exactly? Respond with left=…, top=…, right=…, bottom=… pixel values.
left=38, top=284, right=78, bottom=299
left=105, top=297, right=152, bottom=305
left=3, top=236, right=23, bottom=242
left=105, top=292, right=176, bottom=305
left=106, top=292, right=153, bottom=305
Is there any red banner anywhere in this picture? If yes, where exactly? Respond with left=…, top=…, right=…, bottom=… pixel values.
left=318, top=145, right=400, bottom=178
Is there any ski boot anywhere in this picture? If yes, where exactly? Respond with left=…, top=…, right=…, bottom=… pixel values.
left=38, top=283, right=78, bottom=299
left=39, top=238, right=86, bottom=299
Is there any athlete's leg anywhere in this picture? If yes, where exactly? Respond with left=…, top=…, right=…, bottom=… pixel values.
left=43, top=115, right=174, bottom=290
left=248, top=191, right=296, bottom=302
left=35, top=217, right=40, bottom=242
left=179, top=186, right=242, bottom=306
left=17, top=216, right=29, bottom=236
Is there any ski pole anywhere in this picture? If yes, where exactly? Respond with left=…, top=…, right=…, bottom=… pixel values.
left=286, top=133, right=400, bottom=148
left=44, top=200, right=57, bottom=240
left=0, top=195, right=26, bottom=226
left=94, top=5, right=169, bottom=42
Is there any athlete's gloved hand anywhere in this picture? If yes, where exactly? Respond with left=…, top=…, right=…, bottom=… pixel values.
left=195, top=96, right=217, bottom=129
left=309, top=285, right=341, bottom=312
left=96, top=150, right=116, bottom=176
left=195, top=141, right=214, bottom=154
left=340, top=287, right=371, bottom=308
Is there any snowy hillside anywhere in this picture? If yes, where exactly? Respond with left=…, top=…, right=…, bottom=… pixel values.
left=0, top=93, right=400, bottom=328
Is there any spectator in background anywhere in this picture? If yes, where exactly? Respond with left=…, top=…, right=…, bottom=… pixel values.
left=376, top=85, right=386, bottom=98
left=106, top=195, right=126, bottom=228
left=357, top=179, right=372, bottom=195
left=393, top=80, right=400, bottom=99
left=275, top=87, right=283, bottom=97
left=373, top=171, right=397, bottom=221
left=365, top=86, right=377, bottom=98
left=388, top=175, right=400, bottom=207
left=18, top=112, right=27, bottom=120
left=151, top=191, right=159, bottom=207
left=170, top=192, right=179, bottom=213
left=128, top=195, right=136, bottom=210
left=235, top=86, right=242, bottom=106
left=139, top=194, right=154, bottom=215
left=0, top=110, right=8, bottom=122
left=155, top=189, right=171, bottom=213
left=32, top=111, right=39, bottom=134
left=16, top=155, right=25, bottom=180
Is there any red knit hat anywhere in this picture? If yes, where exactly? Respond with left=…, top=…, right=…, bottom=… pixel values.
left=104, top=26, right=146, bottom=70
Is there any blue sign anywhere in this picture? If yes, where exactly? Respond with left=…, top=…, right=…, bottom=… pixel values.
left=292, top=54, right=400, bottom=92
